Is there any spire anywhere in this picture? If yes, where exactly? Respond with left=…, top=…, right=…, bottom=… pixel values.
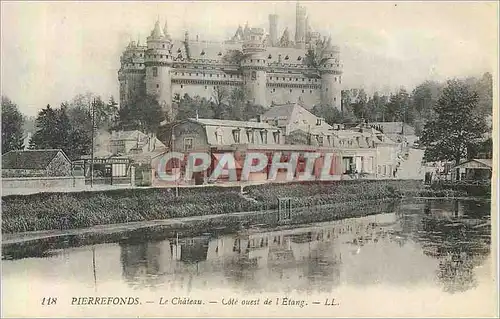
left=163, top=20, right=171, bottom=40
left=150, top=19, right=165, bottom=39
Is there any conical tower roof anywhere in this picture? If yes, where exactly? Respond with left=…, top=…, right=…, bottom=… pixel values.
left=150, top=19, right=165, bottom=39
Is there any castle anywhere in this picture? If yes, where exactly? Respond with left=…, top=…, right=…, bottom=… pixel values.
left=118, top=3, right=343, bottom=119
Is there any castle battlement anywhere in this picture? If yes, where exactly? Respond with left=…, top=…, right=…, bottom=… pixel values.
left=118, top=3, right=343, bottom=118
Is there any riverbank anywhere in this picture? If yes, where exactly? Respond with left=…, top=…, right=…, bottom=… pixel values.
left=1, top=180, right=465, bottom=234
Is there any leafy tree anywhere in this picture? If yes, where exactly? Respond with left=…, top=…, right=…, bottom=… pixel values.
left=30, top=104, right=84, bottom=158
left=419, top=79, right=488, bottom=172
left=1, top=96, right=25, bottom=153
left=211, top=86, right=230, bottom=119
left=117, top=94, right=165, bottom=133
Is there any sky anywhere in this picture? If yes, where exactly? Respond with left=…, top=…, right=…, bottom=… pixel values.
left=1, top=1, right=498, bottom=116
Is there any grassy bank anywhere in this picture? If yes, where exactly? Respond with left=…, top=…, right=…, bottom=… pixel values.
left=3, top=198, right=402, bottom=259
left=1, top=179, right=450, bottom=234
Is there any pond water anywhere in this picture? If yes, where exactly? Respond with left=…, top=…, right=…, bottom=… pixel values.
left=1, top=199, right=495, bottom=317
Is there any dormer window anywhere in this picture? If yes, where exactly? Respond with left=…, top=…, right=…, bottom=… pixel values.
left=218, top=52, right=222, bottom=56
left=246, top=130, right=254, bottom=143
left=201, top=50, right=205, bottom=55
left=297, top=56, right=302, bottom=61
left=284, top=55, right=289, bottom=60
left=273, top=131, right=280, bottom=143
left=232, top=129, right=241, bottom=143
left=268, top=54, right=272, bottom=59
left=177, top=48, right=181, bottom=53
left=317, top=136, right=324, bottom=146
left=260, top=130, right=268, bottom=144
left=316, top=119, right=322, bottom=126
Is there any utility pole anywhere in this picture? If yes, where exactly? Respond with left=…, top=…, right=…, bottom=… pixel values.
left=90, top=98, right=96, bottom=188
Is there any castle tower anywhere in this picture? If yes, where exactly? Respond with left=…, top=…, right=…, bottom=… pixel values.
left=268, top=14, right=278, bottom=47
left=118, top=39, right=146, bottom=108
left=295, top=2, right=307, bottom=49
left=241, top=27, right=267, bottom=107
left=145, top=19, right=174, bottom=119
left=319, top=36, right=342, bottom=110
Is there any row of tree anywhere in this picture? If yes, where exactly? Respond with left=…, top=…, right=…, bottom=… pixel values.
left=312, top=72, right=493, bottom=135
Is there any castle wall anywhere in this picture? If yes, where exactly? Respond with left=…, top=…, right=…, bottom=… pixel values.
left=267, top=87, right=320, bottom=109
left=122, top=72, right=146, bottom=105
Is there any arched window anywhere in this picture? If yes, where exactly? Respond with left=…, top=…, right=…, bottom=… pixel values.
left=251, top=71, right=256, bottom=80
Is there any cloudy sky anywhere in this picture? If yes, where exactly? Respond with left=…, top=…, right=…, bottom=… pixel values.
left=1, top=1, right=497, bottom=116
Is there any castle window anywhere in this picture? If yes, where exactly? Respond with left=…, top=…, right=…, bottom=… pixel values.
left=217, top=74, right=219, bottom=78
left=326, top=88, right=328, bottom=92
left=210, top=74, right=212, bottom=77
left=302, top=89, right=304, bottom=93
left=162, top=44, right=165, bottom=48
left=189, top=73, right=192, bottom=76
left=153, top=67, right=158, bottom=77
left=133, top=53, right=136, bottom=57
left=251, top=71, right=256, bottom=80
left=295, top=78, right=298, bottom=81
left=180, top=85, right=183, bottom=89
left=290, top=89, right=292, bottom=93
left=339, top=77, right=342, bottom=84
left=310, top=90, right=312, bottom=94
left=160, top=55, right=163, bottom=58
left=315, top=79, right=318, bottom=82
left=156, top=84, right=159, bottom=88
left=205, top=86, right=207, bottom=89
left=334, top=97, right=337, bottom=102
left=272, top=88, right=276, bottom=93
left=196, top=73, right=198, bottom=76
left=335, top=77, right=337, bottom=82
left=230, top=75, right=233, bottom=78
left=250, top=59, right=253, bottom=63
left=223, top=75, right=226, bottom=78
left=316, top=119, right=322, bottom=126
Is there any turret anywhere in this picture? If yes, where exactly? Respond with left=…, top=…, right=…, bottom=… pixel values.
left=319, top=36, right=342, bottom=110
left=241, top=27, right=267, bottom=107
left=268, top=14, right=278, bottom=47
left=295, top=2, right=307, bottom=49
left=118, top=39, right=146, bottom=108
left=145, top=19, right=174, bottom=119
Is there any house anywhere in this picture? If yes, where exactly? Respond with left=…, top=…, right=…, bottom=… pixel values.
left=368, top=121, right=418, bottom=147
left=260, top=102, right=333, bottom=137
left=171, top=118, right=284, bottom=152
left=2, top=149, right=72, bottom=177
left=453, top=159, right=492, bottom=181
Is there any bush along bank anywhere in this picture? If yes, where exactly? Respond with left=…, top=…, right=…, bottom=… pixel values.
left=1, top=179, right=447, bottom=234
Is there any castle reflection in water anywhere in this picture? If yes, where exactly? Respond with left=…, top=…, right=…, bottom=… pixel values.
left=119, top=199, right=491, bottom=294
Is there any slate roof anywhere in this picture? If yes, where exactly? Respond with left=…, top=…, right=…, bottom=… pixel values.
left=454, top=158, right=493, bottom=169
left=2, top=149, right=69, bottom=170
left=189, top=118, right=275, bottom=129
left=369, top=122, right=416, bottom=135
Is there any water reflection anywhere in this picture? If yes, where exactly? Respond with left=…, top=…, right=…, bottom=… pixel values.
left=2, top=199, right=492, bottom=295
left=113, top=199, right=490, bottom=294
